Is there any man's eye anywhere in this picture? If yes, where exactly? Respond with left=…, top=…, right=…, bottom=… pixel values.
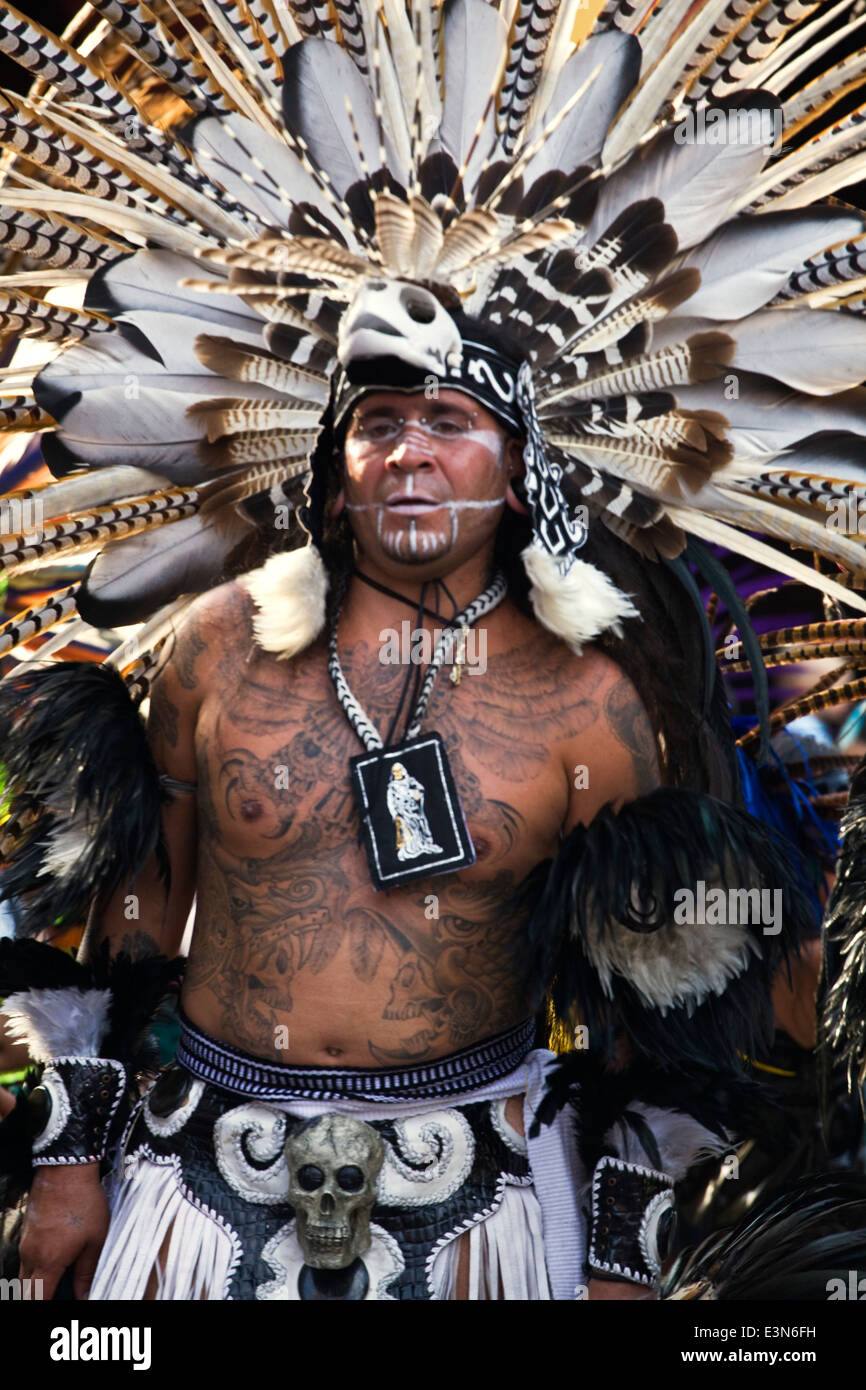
left=357, top=419, right=398, bottom=441
left=430, top=418, right=468, bottom=436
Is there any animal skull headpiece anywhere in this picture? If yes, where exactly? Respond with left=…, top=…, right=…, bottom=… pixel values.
left=337, top=280, right=462, bottom=377
left=332, top=279, right=524, bottom=434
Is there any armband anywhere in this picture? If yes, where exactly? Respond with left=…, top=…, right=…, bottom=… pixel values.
left=0, top=939, right=184, bottom=1194
left=588, top=1156, right=676, bottom=1287
left=29, top=1057, right=127, bottom=1165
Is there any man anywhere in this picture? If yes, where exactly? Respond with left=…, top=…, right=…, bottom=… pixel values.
left=0, top=0, right=857, bottom=1308
left=16, top=373, right=663, bottom=1301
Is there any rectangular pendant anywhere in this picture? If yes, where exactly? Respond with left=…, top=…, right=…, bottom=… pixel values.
left=349, top=732, right=476, bottom=891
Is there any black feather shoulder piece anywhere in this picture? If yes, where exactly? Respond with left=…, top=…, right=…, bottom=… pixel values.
left=0, top=938, right=184, bottom=1069
left=526, top=788, right=819, bottom=1077
left=0, top=663, right=167, bottom=936
left=529, top=1049, right=788, bottom=1180
left=821, top=757, right=866, bottom=1092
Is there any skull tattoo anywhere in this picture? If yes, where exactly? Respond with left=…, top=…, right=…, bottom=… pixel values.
left=285, top=1115, right=385, bottom=1269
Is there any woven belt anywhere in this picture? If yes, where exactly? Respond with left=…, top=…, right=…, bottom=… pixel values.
left=176, top=1011, right=536, bottom=1102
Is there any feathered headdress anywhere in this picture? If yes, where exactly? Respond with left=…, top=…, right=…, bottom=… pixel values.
left=2, top=0, right=866, bottom=920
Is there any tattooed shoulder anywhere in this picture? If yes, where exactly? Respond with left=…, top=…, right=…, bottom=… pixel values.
left=170, top=582, right=255, bottom=694
left=603, top=673, right=660, bottom=796
left=148, top=679, right=179, bottom=748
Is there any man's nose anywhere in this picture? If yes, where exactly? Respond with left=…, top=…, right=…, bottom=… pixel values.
left=385, top=427, right=434, bottom=468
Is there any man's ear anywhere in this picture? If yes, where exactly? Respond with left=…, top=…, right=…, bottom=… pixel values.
left=505, top=436, right=529, bottom=514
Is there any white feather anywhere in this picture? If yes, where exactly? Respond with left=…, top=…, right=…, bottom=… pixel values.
left=283, top=39, right=408, bottom=195
left=679, top=208, right=866, bottom=320
left=240, top=543, right=329, bottom=659
left=191, top=115, right=355, bottom=242
left=521, top=30, right=639, bottom=183
left=17, top=468, right=172, bottom=523
left=0, top=188, right=212, bottom=256
left=521, top=539, right=639, bottom=652
left=601, top=0, right=732, bottom=168
left=603, top=1103, right=730, bottom=1180
left=664, top=504, right=866, bottom=615
left=672, top=377, right=866, bottom=458
left=38, top=810, right=97, bottom=881
left=439, top=0, right=507, bottom=185
left=2, top=987, right=111, bottom=1060
left=726, top=306, right=866, bottom=395
left=757, top=148, right=866, bottom=217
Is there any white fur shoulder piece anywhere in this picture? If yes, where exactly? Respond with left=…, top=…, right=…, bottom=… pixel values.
left=584, top=910, right=760, bottom=1015
left=2, top=987, right=111, bottom=1060
left=239, top=545, right=329, bottom=661
left=604, top=1102, right=730, bottom=1182
left=521, top=540, right=639, bottom=654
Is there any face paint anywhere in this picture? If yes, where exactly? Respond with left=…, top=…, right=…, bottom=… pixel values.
left=348, top=419, right=508, bottom=463
left=341, top=390, right=520, bottom=566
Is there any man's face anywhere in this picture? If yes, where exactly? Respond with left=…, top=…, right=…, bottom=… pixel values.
left=336, top=389, right=523, bottom=575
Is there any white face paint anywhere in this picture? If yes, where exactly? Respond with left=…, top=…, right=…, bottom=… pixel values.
left=354, top=498, right=502, bottom=562
left=341, top=390, right=520, bottom=568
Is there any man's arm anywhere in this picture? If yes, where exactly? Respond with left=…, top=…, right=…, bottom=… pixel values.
left=18, top=604, right=208, bottom=1300
left=561, top=661, right=662, bottom=834
left=557, top=659, right=662, bottom=1299
left=81, top=632, right=202, bottom=966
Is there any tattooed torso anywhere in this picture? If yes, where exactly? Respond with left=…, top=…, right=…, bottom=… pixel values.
left=172, top=584, right=657, bottom=1065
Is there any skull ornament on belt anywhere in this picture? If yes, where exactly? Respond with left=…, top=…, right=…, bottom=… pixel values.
left=285, top=1115, right=385, bottom=1269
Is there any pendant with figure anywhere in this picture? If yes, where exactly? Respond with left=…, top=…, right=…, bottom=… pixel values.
left=349, top=733, right=476, bottom=890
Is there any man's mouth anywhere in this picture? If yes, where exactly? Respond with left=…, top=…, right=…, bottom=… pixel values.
left=383, top=494, right=447, bottom=515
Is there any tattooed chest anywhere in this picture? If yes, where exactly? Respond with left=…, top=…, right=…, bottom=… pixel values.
left=206, top=728, right=358, bottom=850
left=194, top=631, right=580, bottom=883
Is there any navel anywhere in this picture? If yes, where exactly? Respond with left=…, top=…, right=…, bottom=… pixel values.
left=325, top=1046, right=343, bottom=1058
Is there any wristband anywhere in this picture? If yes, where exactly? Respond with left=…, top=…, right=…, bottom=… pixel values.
left=588, top=1155, right=676, bottom=1287
left=29, top=1056, right=126, bottom=1166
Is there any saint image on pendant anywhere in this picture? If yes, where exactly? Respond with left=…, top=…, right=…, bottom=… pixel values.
left=386, top=762, right=443, bottom=862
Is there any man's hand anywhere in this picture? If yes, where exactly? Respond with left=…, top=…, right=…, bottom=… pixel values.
left=20, top=1164, right=109, bottom=1300
left=588, top=1277, right=655, bottom=1300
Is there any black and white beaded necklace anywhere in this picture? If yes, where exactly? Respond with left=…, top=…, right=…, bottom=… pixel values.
left=328, top=570, right=507, bottom=890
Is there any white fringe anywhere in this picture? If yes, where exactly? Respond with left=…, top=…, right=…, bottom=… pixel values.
left=430, top=1183, right=551, bottom=1300
left=91, top=1154, right=237, bottom=1301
